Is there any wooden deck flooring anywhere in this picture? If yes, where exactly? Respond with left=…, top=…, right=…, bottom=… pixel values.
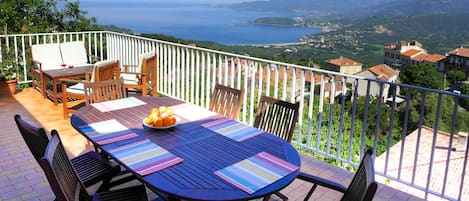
left=0, top=88, right=427, bottom=201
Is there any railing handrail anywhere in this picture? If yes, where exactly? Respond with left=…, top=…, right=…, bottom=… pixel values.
left=0, top=31, right=105, bottom=38
left=2, top=31, right=468, bottom=99
left=104, top=31, right=368, bottom=79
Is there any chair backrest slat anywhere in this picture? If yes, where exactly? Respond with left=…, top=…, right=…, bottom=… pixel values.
left=141, top=53, right=157, bottom=77
left=41, top=133, right=90, bottom=201
left=91, top=59, right=120, bottom=82
left=14, top=115, right=50, bottom=164
left=253, top=95, right=299, bottom=143
left=209, top=84, right=244, bottom=120
left=84, top=79, right=126, bottom=105
left=341, top=149, right=378, bottom=201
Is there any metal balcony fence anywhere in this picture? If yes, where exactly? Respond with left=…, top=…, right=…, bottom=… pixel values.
left=1, top=31, right=468, bottom=200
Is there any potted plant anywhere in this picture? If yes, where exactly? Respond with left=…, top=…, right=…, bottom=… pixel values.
left=0, top=54, right=19, bottom=95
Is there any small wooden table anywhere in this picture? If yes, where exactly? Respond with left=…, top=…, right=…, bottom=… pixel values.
left=42, top=65, right=93, bottom=105
left=71, top=96, right=301, bottom=200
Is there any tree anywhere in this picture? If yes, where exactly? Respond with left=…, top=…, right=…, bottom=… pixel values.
left=0, top=0, right=96, bottom=35
left=462, top=84, right=469, bottom=95
left=61, top=1, right=98, bottom=31
left=400, top=64, right=443, bottom=90
left=447, top=70, right=467, bottom=84
left=461, top=84, right=469, bottom=110
left=0, top=0, right=62, bottom=35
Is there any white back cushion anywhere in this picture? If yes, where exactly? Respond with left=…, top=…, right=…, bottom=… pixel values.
left=60, top=41, right=88, bottom=65
left=31, top=43, right=63, bottom=70
left=90, top=59, right=118, bottom=82
left=136, top=51, right=155, bottom=73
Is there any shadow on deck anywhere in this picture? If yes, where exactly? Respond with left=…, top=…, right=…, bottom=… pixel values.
left=0, top=88, right=429, bottom=201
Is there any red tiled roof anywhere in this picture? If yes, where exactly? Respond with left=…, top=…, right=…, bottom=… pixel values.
left=411, top=53, right=446, bottom=63
left=326, top=57, right=362, bottom=66
left=449, top=47, right=469, bottom=57
left=368, top=64, right=397, bottom=81
left=411, top=53, right=428, bottom=61
left=424, top=54, right=446, bottom=63
left=384, top=44, right=397, bottom=50
left=401, top=49, right=422, bottom=57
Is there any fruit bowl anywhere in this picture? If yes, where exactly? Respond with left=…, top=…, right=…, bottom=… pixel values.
left=143, top=117, right=178, bottom=129
left=143, top=106, right=178, bottom=129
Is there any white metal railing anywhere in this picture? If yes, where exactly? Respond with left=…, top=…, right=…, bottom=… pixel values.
left=0, top=31, right=105, bottom=83
left=2, top=31, right=469, bottom=200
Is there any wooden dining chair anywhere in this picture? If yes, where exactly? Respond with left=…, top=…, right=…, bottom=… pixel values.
left=14, top=114, right=121, bottom=191
left=254, top=95, right=299, bottom=201
left=40, top=133, right=149, bottom=201
left=296, top=149, right=378, bottom=201
left=254, top=94, right=300, bottom=143
left=62, top=59, right=121, bottom=118
left=83, top=79, right=126, bottom=105
left=121, top=52, right=157, bottom=96
left=208, top=84, right=244, bottom=120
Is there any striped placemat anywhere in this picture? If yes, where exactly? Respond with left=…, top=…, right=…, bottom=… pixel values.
left=78, top=119, right=138, bottom=145
left=91, top=97, right=146, bottom=112
left=201, top=118, right=264, bottom=142
left=108, top=138, right=183, bottom=176
left=214, top=152, right=299, bottom=194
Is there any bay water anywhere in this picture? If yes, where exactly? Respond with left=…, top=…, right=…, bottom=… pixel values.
left=81, top=2, right=319, bottom=45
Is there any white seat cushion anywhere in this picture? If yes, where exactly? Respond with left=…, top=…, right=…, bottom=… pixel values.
left=65, top=83, right=85, bottom=95
left=121, top=73, right=139, bottom=85
left=60, top=41, right=88, bottom=66
left=31, top=43, right=63, bottom=70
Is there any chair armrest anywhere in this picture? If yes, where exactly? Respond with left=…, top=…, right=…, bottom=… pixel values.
left=31, top=59, right=42, bottom=65
left=297, top=171, right=347, bottom=193
left=89, top=55, right=101, bottom=63
left=31, top=59, right=42, bottom=70
left=122, top=64, right=141, bottom=74
left=85, top=72, right=92, bottom=81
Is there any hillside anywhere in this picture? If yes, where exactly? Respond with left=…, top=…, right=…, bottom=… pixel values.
left=232, top=0, right=469, bottom=18
left=140, top=13, right=469, bottom=68
left=306, top=13, right=469, bottom=65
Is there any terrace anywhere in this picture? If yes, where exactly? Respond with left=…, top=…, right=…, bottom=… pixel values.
left=1, top=31, right=468, bottom=201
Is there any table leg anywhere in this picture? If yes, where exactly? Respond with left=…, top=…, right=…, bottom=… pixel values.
left=53, top=78, right=58, bottom=105
left=40, top=73, right=46, bottom=98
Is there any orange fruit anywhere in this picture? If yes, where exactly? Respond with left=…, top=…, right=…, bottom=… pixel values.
left=163, top=117, right=173, bottom=126
left=154, top=119, right=164, bottom=127
left=166, top=116, right=176, bottom=126
left=170, top=116, right=177, bottom=125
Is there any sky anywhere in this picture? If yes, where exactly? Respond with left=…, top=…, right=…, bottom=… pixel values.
left=78, top=0, right=252, bottom=4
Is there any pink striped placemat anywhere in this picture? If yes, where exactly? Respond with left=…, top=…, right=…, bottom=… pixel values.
left=108, top=138, right=183, bottom=176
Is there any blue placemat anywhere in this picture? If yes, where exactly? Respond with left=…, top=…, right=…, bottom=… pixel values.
left=201, top=118, right=264, bottom=142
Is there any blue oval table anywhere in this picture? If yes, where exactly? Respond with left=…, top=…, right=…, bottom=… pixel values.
left=71, top=96, right=300, bottom=201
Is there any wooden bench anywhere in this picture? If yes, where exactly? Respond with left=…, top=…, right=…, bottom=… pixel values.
left=31, top=41, right=96, bottom=97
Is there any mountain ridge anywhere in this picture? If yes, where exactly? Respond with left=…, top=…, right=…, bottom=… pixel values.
left=231, top=0, right=469, bottom=18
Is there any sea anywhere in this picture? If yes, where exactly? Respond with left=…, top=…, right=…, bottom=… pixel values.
left=80, top=2, right=320, bottom=45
